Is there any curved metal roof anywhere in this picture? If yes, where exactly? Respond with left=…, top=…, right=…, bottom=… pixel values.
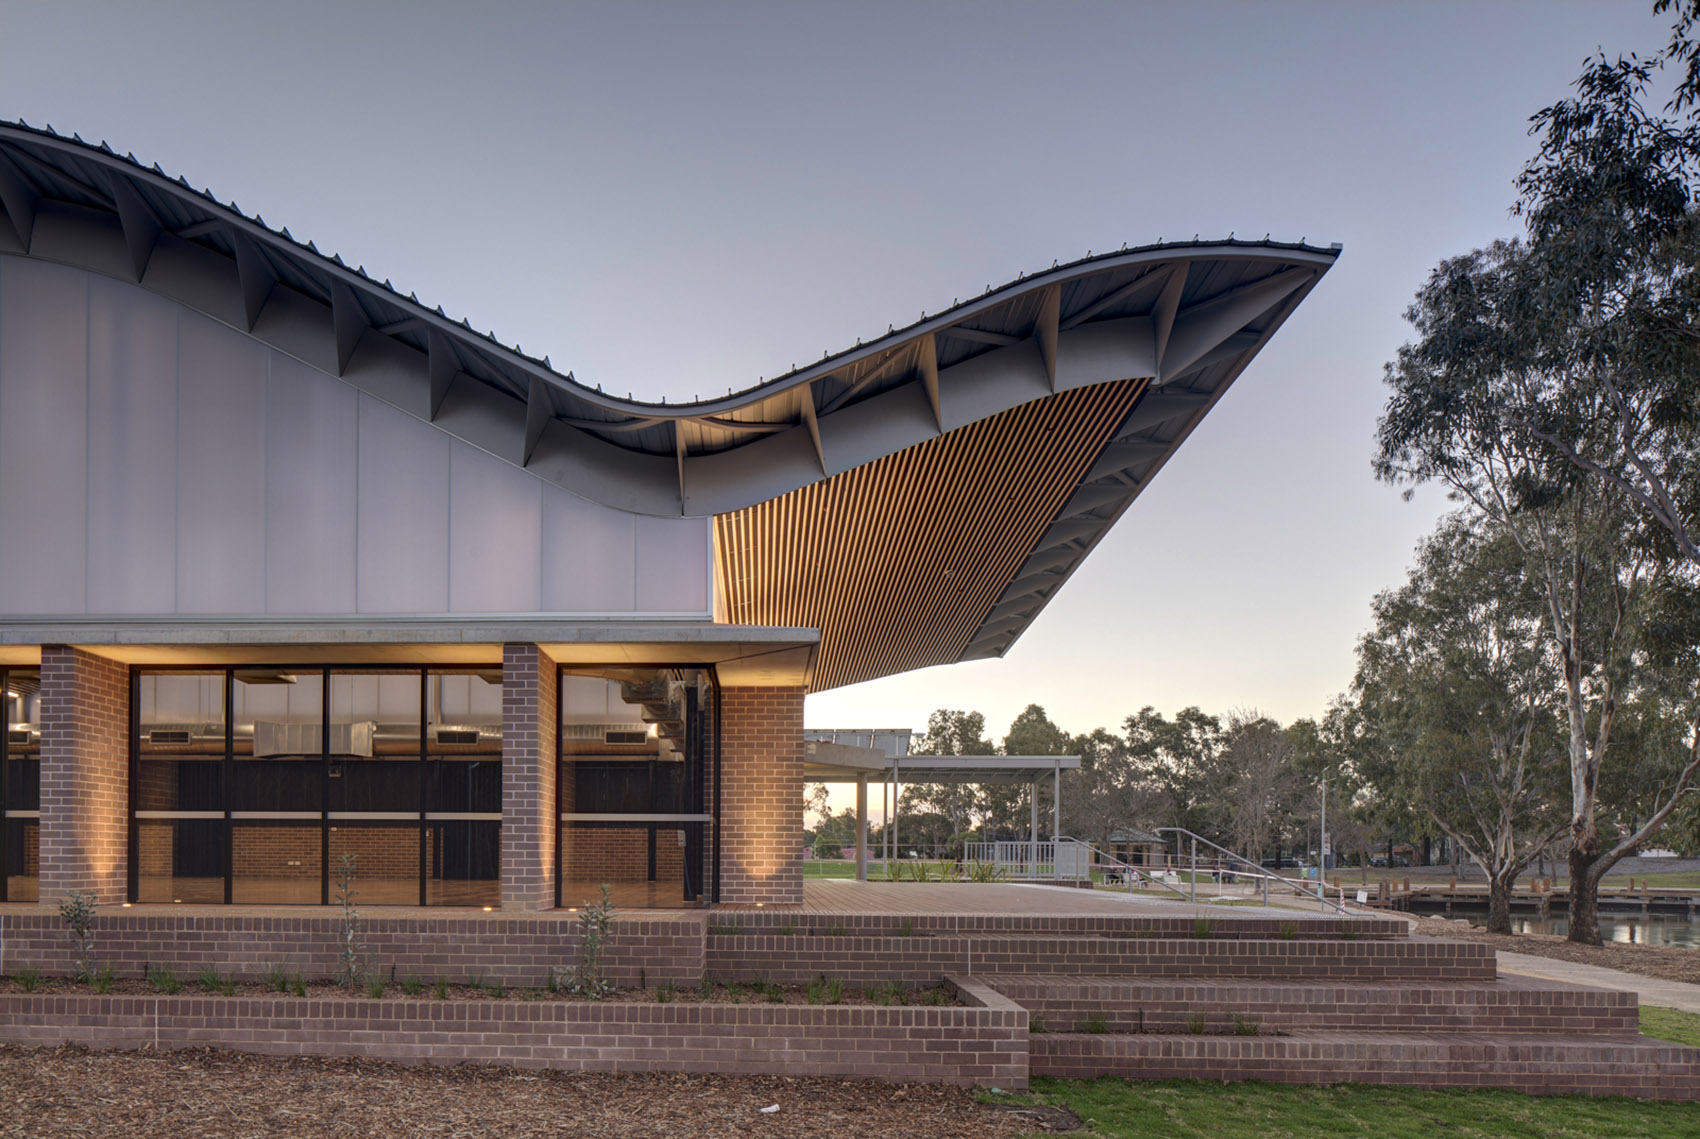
left=0, top=121, right=1338, bottom=686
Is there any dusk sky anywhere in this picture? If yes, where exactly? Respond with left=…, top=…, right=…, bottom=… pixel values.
left=0, top=0, right=1664, bottom=751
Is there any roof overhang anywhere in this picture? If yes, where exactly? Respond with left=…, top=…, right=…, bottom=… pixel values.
left=0, top=618, right=818, bottom=685
left=0, top=122, right=1337, bottom=692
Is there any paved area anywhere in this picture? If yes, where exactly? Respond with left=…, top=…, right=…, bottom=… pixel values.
left=800, top=879, right=1348, bottom=918
left=1497, top=950, right=1700, bottom=1013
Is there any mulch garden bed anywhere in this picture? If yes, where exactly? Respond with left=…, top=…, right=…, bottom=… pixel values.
left=0, top=974, right=961, bottom=1007
left=1409, top=917, right=1700, bottom=984
left=0, top=1045, right=1037, bottom=1138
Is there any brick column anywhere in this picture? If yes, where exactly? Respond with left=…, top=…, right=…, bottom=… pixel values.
left=719, top=686, right=804, bottom=907
left=501, top=643, right=557, bottom=911
left=38, top=646, right=129, bottom=905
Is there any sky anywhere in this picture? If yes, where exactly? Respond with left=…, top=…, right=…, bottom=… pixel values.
left=0, top=0, right=1670, bottom=752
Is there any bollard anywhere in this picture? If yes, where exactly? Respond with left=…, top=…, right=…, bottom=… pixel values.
left=1449, top=877, right=1457, bottom=890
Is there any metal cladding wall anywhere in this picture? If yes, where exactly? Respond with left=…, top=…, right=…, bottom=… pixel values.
left=0, top=256, right=711, bottom=619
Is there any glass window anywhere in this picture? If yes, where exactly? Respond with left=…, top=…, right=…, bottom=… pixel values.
left=2, top=670, right=41, bottom=902
left=558, top=668, right=712, bottom=908
left=135, top=672, right=224, bottom=903
left=329, top=672, right=422, bottom=905
left=231, top=670, right=323, bottom=904
left=426, top=670, right=501, bottom=907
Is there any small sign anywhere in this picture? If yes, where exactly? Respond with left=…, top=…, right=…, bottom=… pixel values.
left=1356, top=890, right=1369, bottom=904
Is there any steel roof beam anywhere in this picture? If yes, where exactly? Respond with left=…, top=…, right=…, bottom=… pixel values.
left=1160, top=266, right=1311, bottom=383
left=1035, top=284, right=1060, bottom=391
left=1060, top=264, right=1173, bottom=331
left=330, top=279, right=366, bottom=375
left=0, top=152, right=37, bottom=251
left=942, top=326, right=1022, bottom=347
left=104, top=171, right=160, bottom=282
left=231, top=232, right=276, bottom=331
left=426, top=329, right=458, bottom=420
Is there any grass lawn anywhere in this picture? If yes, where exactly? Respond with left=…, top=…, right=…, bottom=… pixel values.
left=1000, top=1077, right=1700, bottom=1138
left=1641, top=1005, right=1700, bottom=1046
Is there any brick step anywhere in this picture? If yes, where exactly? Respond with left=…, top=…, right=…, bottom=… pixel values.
left=713, top=912, right=1408, bottom=940
left=1031, top=1031, right=1700, bottom=1100
left=990, top=974, right=1638, bottom=1036
left=706, top=934, right=1493, bottom=986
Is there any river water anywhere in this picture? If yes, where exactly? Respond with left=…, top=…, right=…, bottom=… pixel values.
left=1417, top=906, right=1699, bottom=948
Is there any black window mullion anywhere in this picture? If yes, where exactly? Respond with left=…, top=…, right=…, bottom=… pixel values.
left=419, top=668, right=428, bottom=907
left=224, top=668, right=235, bottom=906
left=1, top=668, right=9, bottom=903
left=320, top=668, right=330, bottom=907
left=125, top=668, right=138, bottom=903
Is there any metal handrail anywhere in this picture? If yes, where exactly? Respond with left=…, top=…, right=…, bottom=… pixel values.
left=1155, top=827, right=1352, bottom=915
left=1053, top=836, right=1193, bottom=901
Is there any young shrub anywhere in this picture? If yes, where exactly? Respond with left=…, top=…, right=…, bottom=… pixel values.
left=15, top=968, right=39, bottom=993
left=1232, top=1013, right=1261, bottom=1037
left=1192, top=916, right=1218, bottom=940
left=1078, top=1011, right=1109, bottom=1034
left=467, top=971, right=484, bottom=991
left=724, top=980, right=745, bottom=1003
left=774, top=922, right=795, bottom=936
left=399, top=974, right=423, bottom=997
left=823, top=923, right=846, bottom=937
left=561, top=885, right=616, bottom=999
left=1029, top=1015, right=1046, bottom=1033
left=90, top=967, right=115, bottom=994
left=655, top=980, right=675, bottom=1003
left=334, top=853, right=366, bottom=989
left=57, top=890, right=98, bottom=982
left=1340, top=926, right=1362, bottom=941
left=1278, top=920, right=1298, bottom=941
left=1185, top=1012, right=1206, bottom=1035
left=290, top=973, right=307, bottom=998
left=921, top=987, right=953, bottom=1007
left=366, top=976, right=386, bottom=999
left=146, top=964, right=183, bottom=995
left=434, top=977, right=449, bottom=1000
left=487, top=980, right=506, bottom=1000
left=896, top=918, right=915, bottom=938
left=264, top=963, right=290, bottom=993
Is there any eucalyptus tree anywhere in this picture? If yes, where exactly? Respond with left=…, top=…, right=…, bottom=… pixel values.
left=1347, top=515, right=1569, bottom=933
left=904, top=708, right=995, bottom=842
left=1378, top=12, right=1700, bottom=941
left=1218, top=710, right=1305, bottom=866
left=1123, top=706, right=1224, bottom=842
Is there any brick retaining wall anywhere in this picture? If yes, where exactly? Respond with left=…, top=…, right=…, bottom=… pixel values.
left=988, top=975, right=1639, bottom=1036
left=0, top=911, right=705, bottom=988
left=1030, top=1031, right=1700, bottom=1100
left=706, top=933, right=1495, bottom=984
left=0, top=974, right=1028, bottom=1089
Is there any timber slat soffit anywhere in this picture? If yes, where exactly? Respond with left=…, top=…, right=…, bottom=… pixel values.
left=714, top=381, right=1143, bottom=692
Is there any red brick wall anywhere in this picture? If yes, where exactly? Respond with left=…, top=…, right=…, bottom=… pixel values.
left=561, top=827, right=684, bottom=883
left=718, top=687, right=803, bottom=907
left=0, top=910, right=706, bottom=987
left=501, top=644, right=556, bottom=911
left=38, top=647, right=128, bottom=904
left=0, top=981, right=1029, bottom=1089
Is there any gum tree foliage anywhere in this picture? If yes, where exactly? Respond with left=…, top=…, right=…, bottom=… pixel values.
left=1377, top=2, right=1700, bottom=943
left=903, top=708, right=995, bottom=843
left=1124, top=706, right=1224, bottom=842
left=1345, top=515, right=1569, bottom=934
left=1217, top=710, right=1307, bottom=866
left=1002, top=704, right=1074, bottom=839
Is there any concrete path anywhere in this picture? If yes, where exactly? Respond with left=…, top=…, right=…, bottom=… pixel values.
left=1497, top=950, right=1700, bottom=1013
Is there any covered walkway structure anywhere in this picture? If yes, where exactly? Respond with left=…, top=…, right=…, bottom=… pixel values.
left=804, top=739, right=1080, bottom=881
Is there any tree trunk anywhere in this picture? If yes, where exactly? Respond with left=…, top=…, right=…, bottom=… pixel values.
left=1487, top=873, right=1516, bottom=935
left=1568, top=844, right=1603, bottom=945
left=1420, top=836, right=1432, bottom=867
